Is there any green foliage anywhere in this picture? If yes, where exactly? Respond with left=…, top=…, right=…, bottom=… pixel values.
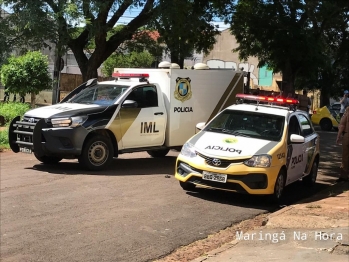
left=1, top=0, right=159, bottom=81
left=0, top=51, right=52, bottom=96
left=0, top=102, right=31, bottom=124
left=102, top=51, right=154, bottom=77
left=0, top=101, right=30, bottom=149
left=0, top=127, right=9, bottom=149
left=153, top=0, right=229, bottom=67
left=229, top=0, right=349, bottom=95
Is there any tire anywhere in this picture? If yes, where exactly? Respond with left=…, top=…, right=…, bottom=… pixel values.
left=319, top=118, right=332, bottom=131
left=272, top=170, right=286, bottom=203
left=302, top=160, right=318, bottom=187
left=179, top=181, right=196, bottom=191
left=78, top=135, right=114, bottom=171
left=34, top=152, right=62, bottom=164
left=147, top=149, right=170, bottom=157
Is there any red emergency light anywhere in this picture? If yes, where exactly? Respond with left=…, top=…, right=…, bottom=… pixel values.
left=112, top=72, right=149, bottom=78
left=236, top=94, right=299, bottom=105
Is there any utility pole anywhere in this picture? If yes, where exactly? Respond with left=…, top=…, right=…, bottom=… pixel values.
left=51, top=41, right=64, bottom=104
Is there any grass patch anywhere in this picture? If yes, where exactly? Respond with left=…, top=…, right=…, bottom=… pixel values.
left=0, top=102, right=31, bottom=124
left=0, top=102, right=31, bottom=150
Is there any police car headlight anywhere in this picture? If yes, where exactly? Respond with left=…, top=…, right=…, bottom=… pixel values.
left=51, top=116, right=87, bottom=128
left=70, top=116, right=88, bottom=127
left=180, top=142, right=197, bottom=158
left=51, top=118, right=71, bottom=127
left=244, top=154, right=271, bottom=167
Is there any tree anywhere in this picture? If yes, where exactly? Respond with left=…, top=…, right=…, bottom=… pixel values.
left=228, top=0, right=349, bottom=95
left=0, top=51, right=52, bottom=107
left=152, top=0, right=230, bottom=68
left=102, top=51, right=154, bottom=76
left=1, top=0, right=158, bottom=82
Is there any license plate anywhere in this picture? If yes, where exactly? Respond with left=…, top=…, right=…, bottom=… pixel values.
left=202, top=171, right=227, bottom=183
left=19, top=147, right=32, bottom=154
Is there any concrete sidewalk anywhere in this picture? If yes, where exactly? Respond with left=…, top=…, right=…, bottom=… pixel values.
left=191, top=181, right=349, bottom=262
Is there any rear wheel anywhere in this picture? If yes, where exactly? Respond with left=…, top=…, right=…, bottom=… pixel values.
left=34, top=152, right=62, bottom=164
left=272, top=170, right=286, bottom=203
left=179, top=181, right=196, bottom=191
left=320, top=118, right=332, bottom=131
left=78, top=135, right=114, bottom=171
left=303, top=160, right=318, bottom=187
left=147, top=149, right=170, bottom=157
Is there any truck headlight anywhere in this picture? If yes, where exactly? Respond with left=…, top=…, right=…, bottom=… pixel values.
left=244, top=154, right=271, bottom=167
left=180, top=142, right=197, bottom=158
left=51, top=116, right=87, bottom=128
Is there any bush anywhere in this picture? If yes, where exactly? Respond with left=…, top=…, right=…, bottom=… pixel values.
left=0, top=102, right=31, bottom=125
left=0, top=102, right=30, bottom=150
left=0, top=127, right=9, bottom=149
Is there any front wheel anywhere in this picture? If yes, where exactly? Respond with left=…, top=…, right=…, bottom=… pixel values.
left=272, top=170, right=286, bottom=203
left=147, top=149, right=170, bottom=157
left=302, top=160, right=318, bottom=187
left=34, top=152, right=62, bottom=164
left=320, top=118, right=332, bottom=131
left=78, top=135, right=114, bottom=171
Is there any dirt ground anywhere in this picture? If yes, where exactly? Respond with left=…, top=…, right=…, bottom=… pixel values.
left=154, top=213, right=269, bottom=262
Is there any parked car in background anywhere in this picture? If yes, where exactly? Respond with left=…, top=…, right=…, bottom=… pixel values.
left=329, top=102, right=341, bottom=113
left=311, top=104, right=340, bottom=131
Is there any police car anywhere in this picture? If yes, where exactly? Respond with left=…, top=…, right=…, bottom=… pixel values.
left=175, top=94, right=320, bottom=202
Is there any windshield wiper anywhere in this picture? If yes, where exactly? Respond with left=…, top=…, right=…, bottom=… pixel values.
left=207, top=128, right=250, bottom=137
left=229, top=130, right=250, bottom=137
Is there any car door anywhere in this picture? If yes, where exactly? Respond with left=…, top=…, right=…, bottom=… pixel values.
left=285, top=114, right=307, bottom=185
left=297, top=113, right=318, bottom=176
left=119, top=85, right=166, bottom=149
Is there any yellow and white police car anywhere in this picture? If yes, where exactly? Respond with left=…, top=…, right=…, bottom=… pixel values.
left=175, top=94, right=320, bottom=202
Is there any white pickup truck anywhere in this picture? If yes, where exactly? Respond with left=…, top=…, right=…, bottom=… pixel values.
left=8, top=64, right=244, bottom=170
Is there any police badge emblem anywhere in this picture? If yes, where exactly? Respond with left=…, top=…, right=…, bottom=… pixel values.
left=174, top=77, right=192, bottom=102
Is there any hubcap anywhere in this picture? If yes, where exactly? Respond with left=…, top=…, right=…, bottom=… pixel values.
left=88, top=141, right=108, bottom=166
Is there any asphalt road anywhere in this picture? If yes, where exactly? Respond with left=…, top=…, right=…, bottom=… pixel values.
left=0, top=127, right=342, bottom=262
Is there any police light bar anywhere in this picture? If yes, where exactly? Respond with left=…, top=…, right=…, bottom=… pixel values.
left=112, top=72, right=149, bottom=78
left=236, top=94, right=299, bottom=104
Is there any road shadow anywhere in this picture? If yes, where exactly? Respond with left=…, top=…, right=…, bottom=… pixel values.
left=295, top=181, right=348, bottom=204
left=183, top=179, right=333, bottom=212
left=28, top=156, right=177, bottom=176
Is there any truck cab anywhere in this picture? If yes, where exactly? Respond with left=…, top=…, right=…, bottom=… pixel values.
left=9, top=65, right=244, bottom=171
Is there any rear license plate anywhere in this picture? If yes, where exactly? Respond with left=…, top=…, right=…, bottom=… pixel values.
left=19, top=147, right=32, bottom=154
left=202, top=171, right=227, bottom=183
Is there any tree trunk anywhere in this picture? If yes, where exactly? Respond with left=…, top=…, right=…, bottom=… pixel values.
left=281, top=62, right=296, bottom=97
left=31, top=92, right=36, bottom=108
left=170, top=51, right=180, bottom=67
left=84, top=64, right=99, bottom=82
left=178, top=56, right=185, bottom=69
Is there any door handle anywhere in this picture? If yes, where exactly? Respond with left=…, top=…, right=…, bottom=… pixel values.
left=154, top=112, right=164, bottom=115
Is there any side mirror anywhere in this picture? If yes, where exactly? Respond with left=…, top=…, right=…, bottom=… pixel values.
left=122, top=100, right=138, bottom=108
left=196, top=122, right=206, bottom=133
left=290, top=134, right=305, bottom=144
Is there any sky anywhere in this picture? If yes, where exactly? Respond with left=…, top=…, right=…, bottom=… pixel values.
left=1, top=4, right=230, bottom=31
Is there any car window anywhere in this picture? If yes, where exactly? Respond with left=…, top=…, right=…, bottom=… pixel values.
left=204, top=109, right=285, bottom=142
left=126, top=85, right=158, bottom=108
left=287, top=115, right=301, bottom=144
left=331, top=103, right=341, bottom=111
left=69, top=84, right=129, bottom=105
left=298, top=114, right=314, bottom=137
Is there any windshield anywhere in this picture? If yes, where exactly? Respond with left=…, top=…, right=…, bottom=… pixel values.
left=68, top=84, right=130, bottom=106
left=204, top=109, right=285, bottom=141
